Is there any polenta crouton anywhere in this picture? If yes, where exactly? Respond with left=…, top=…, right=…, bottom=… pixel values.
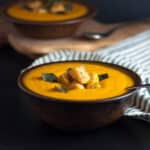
left=86, top=73, right=101, bottom=89
left=69, top=82, right=85, bottom=90
left=59, top=73, right=70, bottom=85
left=67, top=66, right=90, bottom=84
left=50, top=2, right=66, bottom=13
left=25, top=0, right=43, bottom=12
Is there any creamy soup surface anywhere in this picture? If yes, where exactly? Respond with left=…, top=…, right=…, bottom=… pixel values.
left=7, top=3, right=88, bottom=21
left=22, top=62, right=135, bottom=101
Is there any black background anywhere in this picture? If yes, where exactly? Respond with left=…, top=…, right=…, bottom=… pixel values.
left=1, top=0, right=150, bottom=22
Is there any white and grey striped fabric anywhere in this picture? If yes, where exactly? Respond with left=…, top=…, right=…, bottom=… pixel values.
left=29, top=30, right=150, bottom=122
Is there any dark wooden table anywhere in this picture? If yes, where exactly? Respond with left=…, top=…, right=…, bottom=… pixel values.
left=0, top=45, right=150, bottom=150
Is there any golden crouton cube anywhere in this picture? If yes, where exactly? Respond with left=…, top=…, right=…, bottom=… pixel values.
left=69, top=82, right=85, bottom=90
left=50, top=2, right=66, bottom=13
left=67, top=66, right=90, bottom=84
left=26, top=0, right=43, bottom=11
left=59, top=73, right=70, bottom=85
left=38, top=8, right=47, bottom=13
left=86, top=73, right=101, bottom=89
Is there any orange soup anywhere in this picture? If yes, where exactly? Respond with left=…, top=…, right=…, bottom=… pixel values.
left=21, top=62, right=135, bottom=101
left=7, top=2, right=88, bottom=22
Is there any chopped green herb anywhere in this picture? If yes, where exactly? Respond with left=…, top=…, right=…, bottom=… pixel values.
left=42, top=73, right=58, bottom=82
left=98, top=73, right=109, bottom=81
left=64, top=2, right=73, bottom=11
left=54, top=86, right=67, bottom=93
left=45, top=0, right=62, bottom=9
left=45, top=0, right=54, bottom=9
left=20, top=3, right=32, bottom=11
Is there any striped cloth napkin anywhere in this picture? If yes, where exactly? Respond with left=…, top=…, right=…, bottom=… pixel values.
left=30, top=30, right=150, bottom=122
left=96, top=30, right=150, bottom=121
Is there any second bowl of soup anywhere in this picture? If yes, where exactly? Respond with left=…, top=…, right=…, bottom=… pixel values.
left=3, top=0, right=96, bottom=38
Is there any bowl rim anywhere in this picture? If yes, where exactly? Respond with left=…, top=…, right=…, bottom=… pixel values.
left=2, top=0, right=96, bottom=25
left=18, top=60, right=142, bottom=104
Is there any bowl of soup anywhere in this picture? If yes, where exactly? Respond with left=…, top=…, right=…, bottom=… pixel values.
left=18, top=61, right=141, bottom=130
left=3, top=0, right=96, bottom=39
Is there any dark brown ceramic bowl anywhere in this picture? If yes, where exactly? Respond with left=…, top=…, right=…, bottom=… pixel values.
left=2, top=1, right=96, bottom=39
left=18, top=61, right=141, bottom=130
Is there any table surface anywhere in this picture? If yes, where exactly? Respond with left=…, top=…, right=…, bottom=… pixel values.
left=1, top=45, right=150, bottom=150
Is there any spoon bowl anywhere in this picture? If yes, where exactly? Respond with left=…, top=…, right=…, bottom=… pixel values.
left=79, top=22, right=128, bottom=40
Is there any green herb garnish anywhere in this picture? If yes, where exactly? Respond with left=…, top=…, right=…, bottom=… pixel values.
left=45, top=0, right=62, bottom=9
left=64, top=2, right=73, bottom=11
left=20, top=3, right=32, bottom=11
left=45, top=0, right=54, bottom=9
left=54, top=86, right=68, bottom=93
left=42, top=73, right=58, bottom=82
left=98, top=73, right=109, bottom=81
